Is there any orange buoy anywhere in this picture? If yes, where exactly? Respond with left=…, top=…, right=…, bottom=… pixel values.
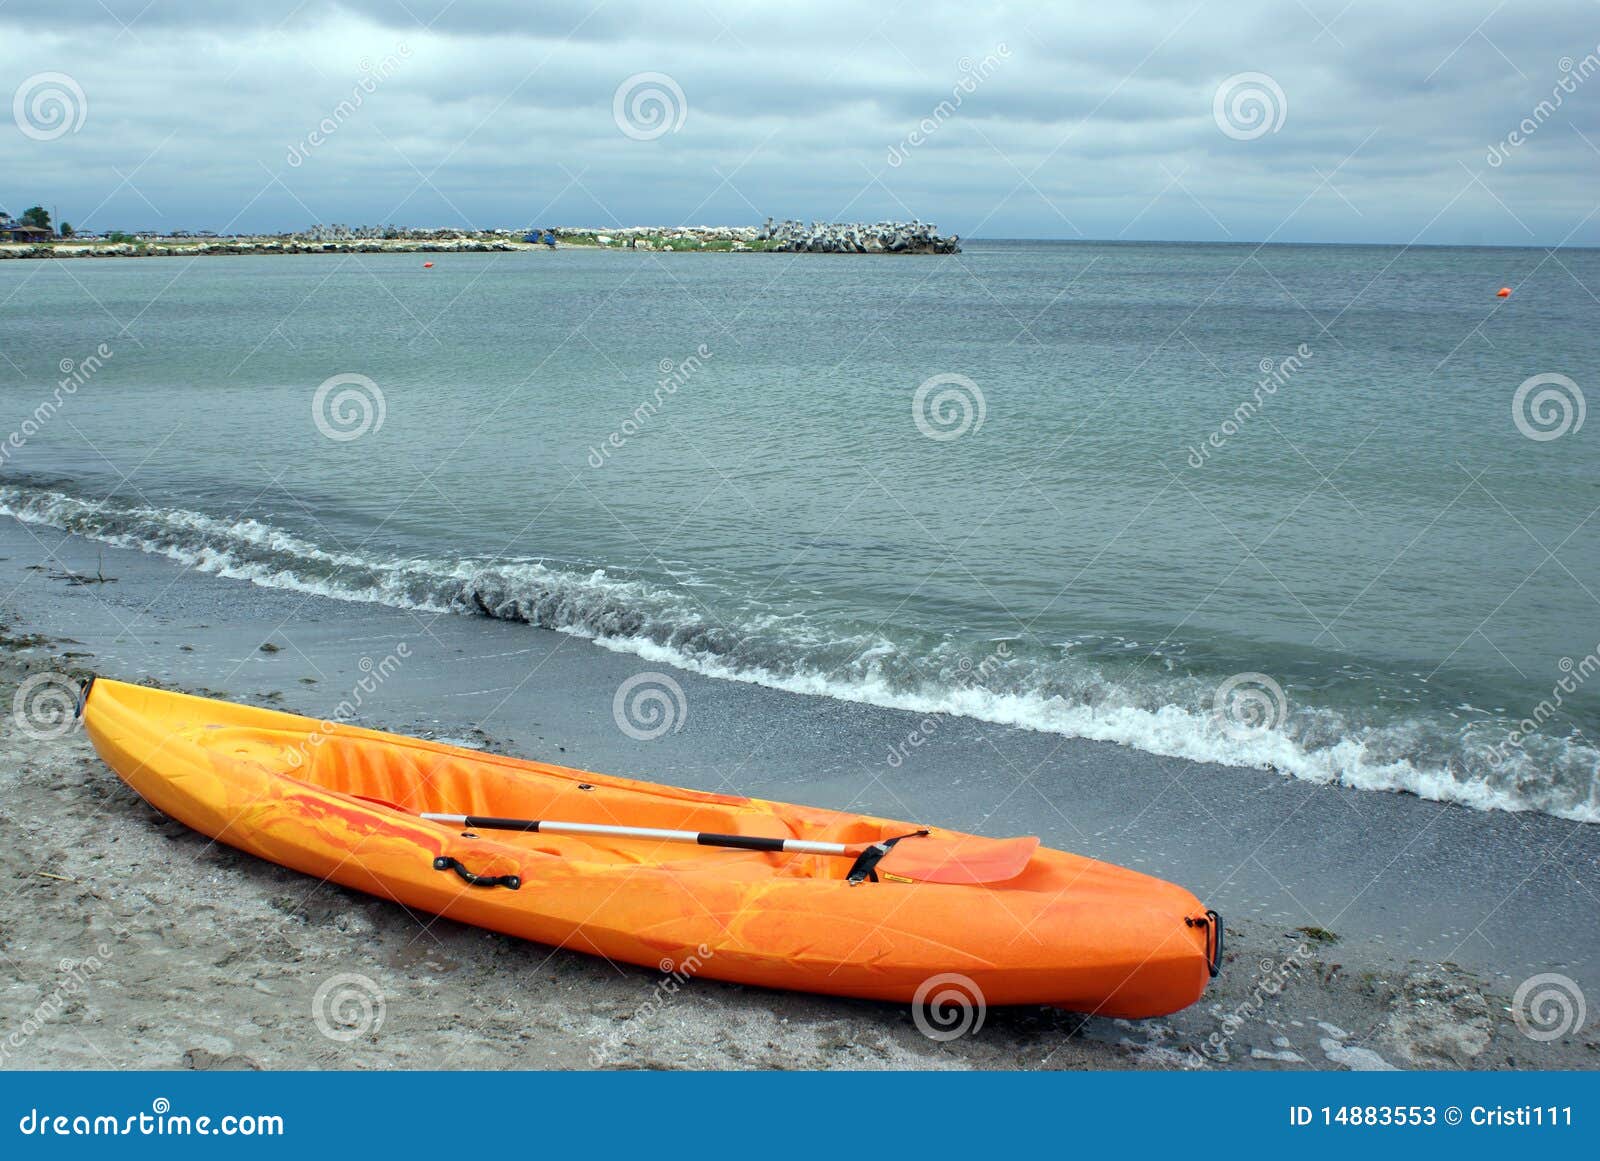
left=1496, top=286, right=1511, bottom=297
left=423, top=261, right=434, bottom=268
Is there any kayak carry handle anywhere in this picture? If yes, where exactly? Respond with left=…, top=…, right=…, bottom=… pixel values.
left=433, top=855, right=521, bottom=890
left=75, top=674, right=96, bottom=719
left=1187, top=910, right=1224, bottom=978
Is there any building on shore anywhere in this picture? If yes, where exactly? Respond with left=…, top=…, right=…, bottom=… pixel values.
left=0, top=223, right=53, bottom=242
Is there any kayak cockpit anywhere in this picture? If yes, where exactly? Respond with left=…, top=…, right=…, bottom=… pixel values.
left=221, top=727, right=889, bottom=878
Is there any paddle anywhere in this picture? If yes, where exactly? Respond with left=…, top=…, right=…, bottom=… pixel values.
left=418, top=811, right=1038, bottom=885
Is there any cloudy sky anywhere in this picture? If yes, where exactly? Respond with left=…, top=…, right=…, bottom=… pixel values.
left=3, top=0, right=1598, bottom=244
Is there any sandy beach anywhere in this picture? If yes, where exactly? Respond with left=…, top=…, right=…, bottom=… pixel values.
left=2, top=517, right=1595, bottom=1072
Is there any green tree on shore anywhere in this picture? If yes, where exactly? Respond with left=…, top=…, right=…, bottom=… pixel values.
left=59, top=222, right=74, bottom=237
left=21, top=206, right=51, bottom=231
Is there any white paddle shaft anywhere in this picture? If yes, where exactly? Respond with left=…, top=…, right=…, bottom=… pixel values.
left=421, top=812, right=852, bottom=856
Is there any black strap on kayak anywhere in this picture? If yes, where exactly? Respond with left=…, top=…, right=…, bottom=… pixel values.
left=846, top=829, right=930, bottom=885
left=433, top=855, right=521, bottom=890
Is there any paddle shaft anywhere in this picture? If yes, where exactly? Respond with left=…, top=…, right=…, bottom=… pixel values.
left=421, top=813, right=856, bottom=857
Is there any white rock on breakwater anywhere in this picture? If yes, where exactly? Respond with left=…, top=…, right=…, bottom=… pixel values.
left=756, top=218, right=960, bottom=254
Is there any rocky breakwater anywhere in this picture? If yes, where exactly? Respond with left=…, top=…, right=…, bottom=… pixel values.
left=756, top=218, right=960, bottom=254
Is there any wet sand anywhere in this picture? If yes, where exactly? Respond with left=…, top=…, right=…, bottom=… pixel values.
left=1, top=517, right=1595, bottom=1070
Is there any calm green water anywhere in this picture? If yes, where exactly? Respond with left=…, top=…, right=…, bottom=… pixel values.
left=2, top=241, right=1597, bottom=818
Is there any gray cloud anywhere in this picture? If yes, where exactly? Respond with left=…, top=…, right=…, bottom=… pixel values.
left=2, top=1, right=1597, bottom=244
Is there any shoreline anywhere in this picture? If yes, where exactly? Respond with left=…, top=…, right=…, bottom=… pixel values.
left=3, top=237, right=558, bottom=261
left=0, top=221, right=960, bottom=261
left=1, top=516, right=1595, bottom=1070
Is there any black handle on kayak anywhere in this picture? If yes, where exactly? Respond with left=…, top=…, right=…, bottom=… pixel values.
left=75, top=675, right=96, bottom=719
left=433, top=855, right=521, bottom=890
left=1205, top=909, right=1224, bottom=978
left=1186, top=910, right=1224, bottom=978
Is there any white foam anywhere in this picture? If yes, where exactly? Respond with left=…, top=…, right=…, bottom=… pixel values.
left=5, top=483, right=1597, bottom=824
left=589, top=632, right=1600, bottom=822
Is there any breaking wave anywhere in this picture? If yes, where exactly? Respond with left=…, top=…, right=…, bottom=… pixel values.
left=3, top=482, right=1594, bottom=822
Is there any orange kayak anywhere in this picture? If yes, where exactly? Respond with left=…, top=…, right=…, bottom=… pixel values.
left=79, top=677, right=1221, bottom=1017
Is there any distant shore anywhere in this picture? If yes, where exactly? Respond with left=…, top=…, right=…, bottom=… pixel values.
left=0, top=221, right=961, bottom=260
left=0, top=236, right=533, bottom=260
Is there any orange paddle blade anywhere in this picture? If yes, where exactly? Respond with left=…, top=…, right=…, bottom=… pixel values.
left=878, top=834, right=1038, bottom=885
